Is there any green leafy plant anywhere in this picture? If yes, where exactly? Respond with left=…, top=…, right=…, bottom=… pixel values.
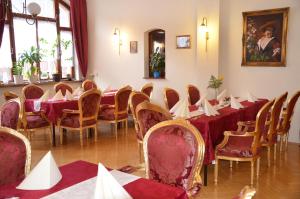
left=207, top=75, right=223, bottom=89
left=150, top=47, right=165, bottom=72
left=19, top=46, right=43, bottom=77
left=12, top=61, right=24, bottom=75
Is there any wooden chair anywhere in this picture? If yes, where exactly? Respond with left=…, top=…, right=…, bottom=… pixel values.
left=135, top=101, right=172, bottom=162
left=143, top=119, right=205, bottom=196
left=82, top=79, right=97, bottom=91
left=141, top=82, right=153, bottom=98
left=58, top=89, right=101, bottom=146
left=98, top=85, right=132, bottom=138
left=278, top=91, right=300, bottom=151
left=187, top=84, right=200, bottom=105
left=163, top=87, right=180, bottom=110
left=0, top=126, right=31, bottom=186
left=54, top=82, right=73, bottom=96
left=214, top=100, right=274, bottom=185
left=0, top=98, right=22, bottom=130
left=22, top=84, right=44, bottom=100
left=3, top=91, right=18, bottom=101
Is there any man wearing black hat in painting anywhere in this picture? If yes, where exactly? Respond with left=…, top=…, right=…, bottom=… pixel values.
left=256, top=25, right=281, bottom=62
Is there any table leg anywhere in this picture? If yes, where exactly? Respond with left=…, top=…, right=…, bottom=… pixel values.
left=203, top=165, right=208, bottom=186
left=52, top=123, right=56, bottom=147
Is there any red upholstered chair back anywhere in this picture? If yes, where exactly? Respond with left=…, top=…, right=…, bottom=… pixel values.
left=0, top=127, right=31, bottom=186
left=82, top=79, right=97, bottom=91
left=3, top=91, right=18, bottom=101
left=164, top=87, right=180, bottom=110
left=143, top=119, right=205, bottom=194
left=187, top=84, right=200, bottom=105
left=141, top=83, right=153, bottom=98
left=115, top=85, right=132, bottom=114
left=79, top=89, right=101, bottom=121
left=265, top=92, right=288, bottom=144
left=136, top=101, right=172, bottom=139
left=129, top=91, right=150, bottom=132
left=0, top=98, right=21, bottom=130
left=22, top=84, right=44, bottom=99
left=281, top=91, right=300, bottom=133
left=54, top=82, right=73, bottom=96
left=251, top=100, right=274, bottom=155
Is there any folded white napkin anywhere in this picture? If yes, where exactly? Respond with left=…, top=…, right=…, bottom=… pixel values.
left=172, top=97, right=191, bottom=119
left=195, top=93, right=207, bottom=107
left=169, top=99, right=182, bottom=113
left=217, top=89, right=227, bottom=104
left=33, top=90, right=49, bottom=111
left=52, top=90, right=64, bottom=101
left=247, top=92, right=258, bottom=102
left=17, top=151, right=62, bottom=190
left=73, top=87, right=83, bottom=96
left=65, top=90, right=74, bottom=101
left=104, top=85, right=112, bottom=93
left=39, top=90, right=50, bottom=102
left=204, top=99, right=219, bottom=116
left=231, top=95, right=244, bottom=109
left=94, top=163, right=133, bottom=199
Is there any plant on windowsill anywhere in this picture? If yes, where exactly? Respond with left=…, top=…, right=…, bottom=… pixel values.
left=207, top=75, right=223, bottom=99
left=19, top=46, right=43, bottom=83
left=12, top=60, right=24, bottom=84
left=150, top=47, right=165, bottom=78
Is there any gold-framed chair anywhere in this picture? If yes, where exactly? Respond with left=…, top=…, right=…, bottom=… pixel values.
left=54, top=82, right=73, bottom=96
left=278, top=91, right=300, bottom=151
left=58, top=89, right=101, bottom=146
left=214, top=100, right=274, bottom=185
left=0, top=98, right=22, bottom=130
left=187, top=84, right=200, bottom=105
left=143, top=119, right=205, bottom=196
left=22, top=84, right=44, bottom=100
left=3, top=91, right=18, bottom=101
left=98, top=85, right=132, bottom=138
left=141, top=82, right=153, bottom=98
left=82, top=79, right=97, bottom=91
left=163, top=87, right=180, bottom=110
left=135, top=101, right=172, bottom=162
left=0, top=126, right=31, bottom=186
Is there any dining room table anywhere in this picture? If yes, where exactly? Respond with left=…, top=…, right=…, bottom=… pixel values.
left=188, top=98, right=268, bottom=185
left=0, top=160, right=188, bottom=199
left=24, top=90, right=118, bottom=146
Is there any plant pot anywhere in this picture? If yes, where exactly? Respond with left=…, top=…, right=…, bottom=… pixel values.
left=29, top=75, right=39, bottom=83
left=153, top=71, right=161, bottom=78
left=13, top=75, right=23, bottom=84
left=52, top=74, right=61, bottom=82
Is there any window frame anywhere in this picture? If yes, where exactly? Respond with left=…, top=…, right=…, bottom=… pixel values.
left=3, top=0, right=74, bottom=80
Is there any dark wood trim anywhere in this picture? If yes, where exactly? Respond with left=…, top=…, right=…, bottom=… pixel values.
left=59, top=27, right=72, bottom=31
left=7, top=0, right=16, bottom=62
left=55, top=0, right=62, bottom=76
left=12, top=13, right=56, bottom=22
left=59, top=0, right=70, bottom=9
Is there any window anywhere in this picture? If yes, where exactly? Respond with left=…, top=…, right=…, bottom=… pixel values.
left=0, top=0, right=76, bottom=82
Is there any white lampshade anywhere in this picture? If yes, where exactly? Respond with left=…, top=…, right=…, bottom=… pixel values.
left=27, top=2, right=41, bottom=16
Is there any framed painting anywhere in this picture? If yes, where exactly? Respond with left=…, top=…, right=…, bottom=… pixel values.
left=176, top=35, right=191, bottom=49
left=130, top=41, right=138, bottom=53
left=242, top=7, right=289, bottom=67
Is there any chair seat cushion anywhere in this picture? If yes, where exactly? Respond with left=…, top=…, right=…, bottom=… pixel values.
left=60, top=115, right=96, bottom=128
left=98, top=106, right=127, bottom=121
left=216, top=136, right=256, bottom=158
left=22, top=115, right=50, bottom=129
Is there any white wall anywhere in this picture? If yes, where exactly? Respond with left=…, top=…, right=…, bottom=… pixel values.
left=219, top=0, right=300, bottom=143
left=87, top=0, right=220, bottom=106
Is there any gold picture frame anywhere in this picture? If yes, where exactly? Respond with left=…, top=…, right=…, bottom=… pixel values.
left=130, top=41, right=138, bottom=53
left=242, top=7, right=289, bottom=67
left=176, top=35, right=191, bottom=49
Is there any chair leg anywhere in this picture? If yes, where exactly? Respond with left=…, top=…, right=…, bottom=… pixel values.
left=274, top=143, right=277, bottom=162
left=230, top=160, right=233, bottom=168
left=59, top=126, right=63, bottom=145
left=280, top=135, right=283, bottom=152
left=138, top=142, right=143, bottom=163
left=267, top=146, right=271, bottom=167
left=49, top=126, right=53, bottom=145
left=114, top=122, right=118, bottom=139
left=80, top=129, right=83, bottom=146
left=251, top=161, right=254, bottom=185
left=256, top=158, right=260, bottom=177
left=285, top=134, right=288, bottom=150
left=94, top=126, right=97, bottom=142
left=125, top=119, right=128, bottom=136
left=86, top=129, right=89, bottom=139
left=214, top=158, right=218, bottom=184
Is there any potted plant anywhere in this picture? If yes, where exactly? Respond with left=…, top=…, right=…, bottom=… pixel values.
left=150, top=47, right=165, bottom=78
left=20, top=46, right=43, bottom=83
left=207, top=75, right=223, bottom=99
left=12, top=60, right=24, bottom=84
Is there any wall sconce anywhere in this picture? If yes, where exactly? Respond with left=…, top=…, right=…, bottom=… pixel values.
left=23, top=0, right=41, bottom=25
left=113, top=28, right=122, bottom=55
left=200, top=17, right=209, bottom=52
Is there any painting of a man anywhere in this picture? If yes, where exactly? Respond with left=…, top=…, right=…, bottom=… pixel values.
left=242, top=8, right=289, bottom=66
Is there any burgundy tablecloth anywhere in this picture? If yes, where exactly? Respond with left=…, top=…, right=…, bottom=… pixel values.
left=101, top=90, right=117, bottom=105
left=189, top=99, right=268, bottom=165
left=24, top=99, right=79, bottom=124
left=0, top=161, right=188, bottom=199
